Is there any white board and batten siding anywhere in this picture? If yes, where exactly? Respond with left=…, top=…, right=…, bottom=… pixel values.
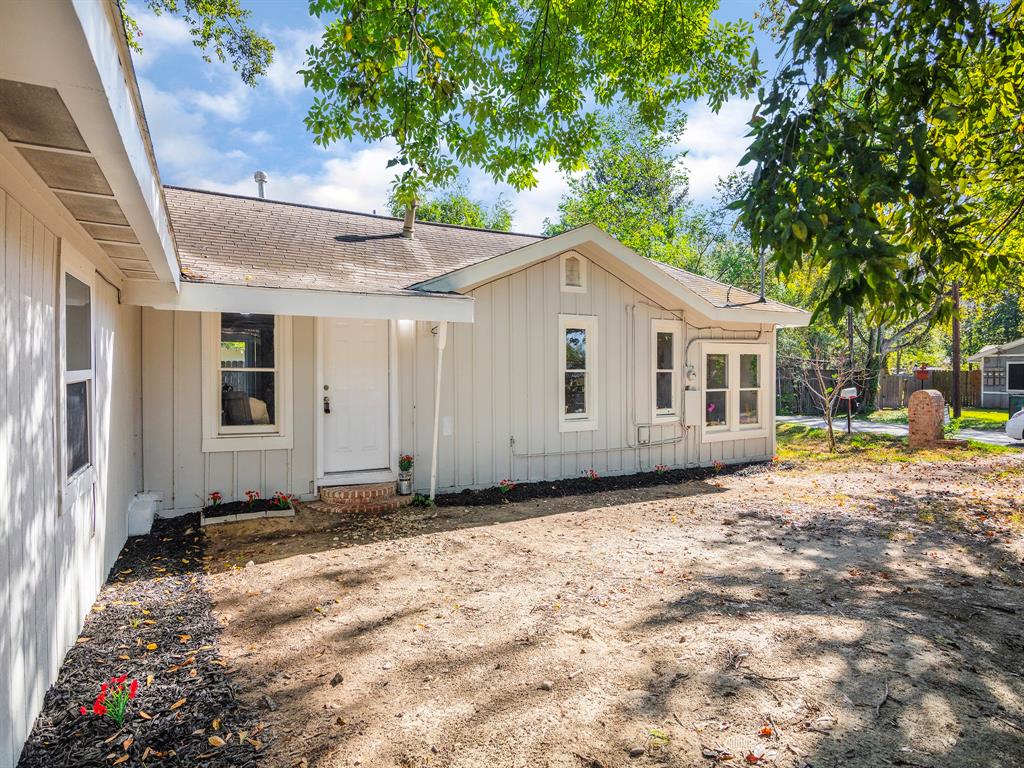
left=407, top=251, right=776, bottom=494
left=1, top=186, right=143, bottom=766
left=142, top=309, right=317, bottom=513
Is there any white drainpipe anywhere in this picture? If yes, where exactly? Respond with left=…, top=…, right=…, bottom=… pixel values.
left=429, top=321, right=448, bottom=500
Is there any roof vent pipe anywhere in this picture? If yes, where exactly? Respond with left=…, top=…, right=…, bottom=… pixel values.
left=254, top=170, right=268, bottom=199
left=401, top=199, right=418, bottom=239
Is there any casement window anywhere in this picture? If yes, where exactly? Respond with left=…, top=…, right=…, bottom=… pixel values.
left=700, top=343, right=768, bottom=441
left=64, top=272, right=93, bottom=478
left=560, top=251, right=587, bottom=293
left=1009, top=362, right=1024, bottom=392
left=983, top=366, right=1005, bottom=388
left=201, top=312, right=293, bottom=452
left=651, top=319, right=683, bottom=422
left=559, top=314, right=597, bottom=431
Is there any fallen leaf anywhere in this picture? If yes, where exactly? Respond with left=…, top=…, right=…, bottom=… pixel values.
left=170, top=698, right=186, bottom=711
left=208, top=735, right=226, bottom=748
left=122, top=737, right=134, bottom=750
left=212, top=718, right=221, bottom=730
left=146, top=643, right=158, bottom=651
left=138, top=711, right=152, bottom=720
left=179, top=634, right=192, bottom=643
left=113, top=755, right=129, bottom=765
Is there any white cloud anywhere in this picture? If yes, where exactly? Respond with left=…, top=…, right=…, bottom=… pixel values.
left=264, top=26, right=323, bottom=96
left=190, top=144, right=400, bottom=216
left=124, top=3, right=191, bottom=70
left=675, top=98, right=757, bottom=202
left=185, top=85, right=251, bottom=122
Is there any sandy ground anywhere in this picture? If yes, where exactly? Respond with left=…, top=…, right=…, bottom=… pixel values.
left=205, top=455, right=1024, bottom=768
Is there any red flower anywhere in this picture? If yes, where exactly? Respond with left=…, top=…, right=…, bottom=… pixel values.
left=129, top=680, right=139, bottom=699
left=80, top=706, right=87, bottom=716
left=93, top=701, right=107, bottom=716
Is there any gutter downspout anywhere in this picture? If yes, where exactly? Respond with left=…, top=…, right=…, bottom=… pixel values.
left=429, top=321, right=448, bottom=500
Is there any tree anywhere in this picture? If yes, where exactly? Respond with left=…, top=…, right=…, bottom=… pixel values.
left=388, top=185, right=514, bottom=230
left=119, top=0, right=274, bottom=86
left=543, top=110, right=690, bottom=260
left=301, top=0, right=757, bottom=202
left=738, top=0, right=1024, bottom=323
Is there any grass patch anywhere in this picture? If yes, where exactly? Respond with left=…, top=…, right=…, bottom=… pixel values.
left=865, top=407, right=1008, bottom=431
left=776, top=422, right=1013, bottom=464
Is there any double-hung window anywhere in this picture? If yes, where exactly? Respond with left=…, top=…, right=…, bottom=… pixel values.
left=64, top=273, right=93, bottom=478
left=701, top=343, right=768, bottom=441
left=651, top=319, right=682, bottom=422
left=202, top=312, right=292, bottom=452
left=559, top=314, right=597, bottom=431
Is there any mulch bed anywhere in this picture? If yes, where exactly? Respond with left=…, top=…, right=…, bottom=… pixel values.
left=17, top=514, right=266, bottom=768
left=433, top=460, right=769, bottom=506
left=202, top=499, right=292, bottom=519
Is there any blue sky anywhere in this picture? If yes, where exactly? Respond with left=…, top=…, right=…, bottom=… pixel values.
left=130, top=0, right=778, bottom=233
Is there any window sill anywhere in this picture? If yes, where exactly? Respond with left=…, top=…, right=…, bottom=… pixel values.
left=701, top=426, right=769, bottom=443
left=202, top=433, right=294, bottom=453
left=652, top=413, right=680, bottom=425
left=559, top=418, right=598, bottom=433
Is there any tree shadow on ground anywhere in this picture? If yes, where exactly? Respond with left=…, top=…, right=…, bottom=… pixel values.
left=202, top=477, right=728, bottom=572
left=207, top=465, right=1024, bottom=768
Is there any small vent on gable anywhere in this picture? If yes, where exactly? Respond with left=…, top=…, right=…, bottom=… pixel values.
left=565, top=256, right=581, bottom=286
left=560, top=252, right=586, bottom=292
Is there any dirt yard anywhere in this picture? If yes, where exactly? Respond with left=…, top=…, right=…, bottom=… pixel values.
left=205, top=451, right=1024, bottom=768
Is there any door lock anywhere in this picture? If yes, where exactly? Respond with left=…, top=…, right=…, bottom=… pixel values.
left=323, top=395, right=331, bottom=414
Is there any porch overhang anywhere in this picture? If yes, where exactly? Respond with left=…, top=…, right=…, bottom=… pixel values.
left=124, top=281, right=475, bottom=323
left=0, top=0, right=178, bottom=286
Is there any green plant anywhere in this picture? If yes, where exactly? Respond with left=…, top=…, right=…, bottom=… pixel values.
left=399, top=454, right=414, bottom=473
left=244, top=489, right=260, bottom=510
left=497, top=479, right=516, bottom=495
left=79, top=675, right=138, bottom=727
left=410, top=494, right=435, bottom=508
left=271, top=491, right=294, bottom=510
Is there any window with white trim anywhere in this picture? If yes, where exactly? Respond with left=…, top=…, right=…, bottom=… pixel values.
left=219, top=313, right=279, bottom=432
left=701, top=343, right=768, bottom=440
left=1009, top=362, right=1024, bottom=391
left=560, top=252, right=587, bottom=292
left=651, top=319, right=682, bottom=422
left=559, top=314, right=597, bottom=431
left=202, top=313, right=293, bottom=452
left=64, top=273, right=92, bottom=477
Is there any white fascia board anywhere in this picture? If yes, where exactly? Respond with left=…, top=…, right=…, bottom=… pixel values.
left=414, top=223, right=812, bottom=328
left=71, top=0, right=178, bottom=287
left=0, top=0, right=178, bottom=286
left=124, top=281, right=475, bottom=323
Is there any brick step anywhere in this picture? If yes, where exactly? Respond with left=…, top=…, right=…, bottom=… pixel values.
left=317, top=481, right=412, bottom=514
left=320, top=481, right=398, bottom=504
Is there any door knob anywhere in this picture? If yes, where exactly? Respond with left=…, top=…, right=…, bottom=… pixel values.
left=323, top=395, right=331, bottom=414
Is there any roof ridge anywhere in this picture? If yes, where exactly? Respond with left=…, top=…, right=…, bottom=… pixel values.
left=163, top=184, right=544, bottom=239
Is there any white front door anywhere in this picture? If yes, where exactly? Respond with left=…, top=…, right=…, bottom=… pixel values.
left=322, top=318, right=390, bottom=474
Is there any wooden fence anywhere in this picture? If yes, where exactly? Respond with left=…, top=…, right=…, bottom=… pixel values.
left=778, top=366, right=981, bottom=414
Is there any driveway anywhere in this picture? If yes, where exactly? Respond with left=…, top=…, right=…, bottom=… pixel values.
left=777, top=414, right=1024, bottom=447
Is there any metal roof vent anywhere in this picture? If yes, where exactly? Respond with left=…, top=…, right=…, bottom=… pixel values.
left=254, top=170, right=268, bottom=199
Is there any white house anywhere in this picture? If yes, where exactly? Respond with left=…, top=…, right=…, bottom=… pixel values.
left=967, top=336, right=1024, bottom=410
left=0, top=1, right=810, bottom=764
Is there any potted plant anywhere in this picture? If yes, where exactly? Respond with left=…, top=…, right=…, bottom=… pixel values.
left=398, top=454, right=414, bottom=495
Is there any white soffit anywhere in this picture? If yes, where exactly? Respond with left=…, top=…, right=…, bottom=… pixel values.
left=0, top=0, right=178, bottom=286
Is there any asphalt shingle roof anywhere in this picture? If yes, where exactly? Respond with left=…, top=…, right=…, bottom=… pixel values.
left=164, top=185, right=541, bottom=294
left=163, top=185, right=805, bottom=317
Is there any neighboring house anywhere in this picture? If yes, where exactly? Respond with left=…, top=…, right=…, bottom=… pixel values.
left=0, top=2, right=809, bottom=764
left=967, top=337, right=1024, bottom=410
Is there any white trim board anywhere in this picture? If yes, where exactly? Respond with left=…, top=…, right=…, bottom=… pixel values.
left=413, top=224, right=811, bottom=328
left=125, top=281, right=475, bottom=323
